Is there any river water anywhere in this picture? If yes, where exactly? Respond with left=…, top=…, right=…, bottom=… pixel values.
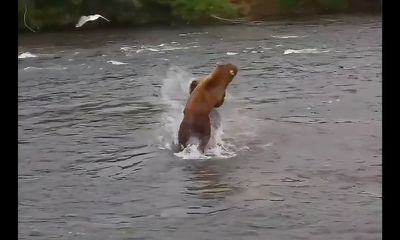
left=18, top=15, right=381, bottom=240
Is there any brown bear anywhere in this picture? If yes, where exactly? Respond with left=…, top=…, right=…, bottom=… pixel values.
left=178, top=63, right=238, bottom=152
left=189, top=77, right=222, bottom=131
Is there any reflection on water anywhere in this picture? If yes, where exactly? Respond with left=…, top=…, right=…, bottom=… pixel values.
left=184, top=161, right=234, bottom=200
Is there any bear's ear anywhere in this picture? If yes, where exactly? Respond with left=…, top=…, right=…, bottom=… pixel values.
left=189, top=80, right=199, bottom=94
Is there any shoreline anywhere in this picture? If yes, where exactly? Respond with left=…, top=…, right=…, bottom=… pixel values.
left=18, top=12, right=381, bottom=35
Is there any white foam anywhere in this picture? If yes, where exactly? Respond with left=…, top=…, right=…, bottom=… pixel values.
left=264, top=142, right=274, bottom=147
left=175, top=145, right=211, bottom=159
left=162, top=46, right=199, bottom=51
left=272, top=35, right=300, bottom=39
left=107, top=60, right=127, bottom=65
left=23, top=66, right=67, bottom=71
left=124, top=44, right=199, bottom=55
left=239, top=146, right=250, bottom=151
left=136, top=48, right=159, bottom=53
left=23, top=67, right=40, bottom=70
left=284, top=48, right=330, bottom=55
left=179, top=32, right=209, bottom=37
left=120, top=47, right=134, bottom=52
left=18, top=52, right=37, bottom=59
left=226, top=52, right=239, bottom=56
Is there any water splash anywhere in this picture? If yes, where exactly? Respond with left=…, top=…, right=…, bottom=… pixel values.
left=157, top=66, right=237, bottom=159
left=157, top=66, right=193, bottom=152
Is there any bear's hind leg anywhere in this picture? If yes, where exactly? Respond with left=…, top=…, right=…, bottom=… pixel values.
left=198, top=121, right=211, bottom=153
left=178, top=121, right=190, bottom=151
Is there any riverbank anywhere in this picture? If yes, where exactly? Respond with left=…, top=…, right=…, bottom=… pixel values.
left=18, top=0, right=381, bottom=33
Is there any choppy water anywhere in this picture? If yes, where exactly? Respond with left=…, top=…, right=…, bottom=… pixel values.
left=18, top=15, right=381, bottom=240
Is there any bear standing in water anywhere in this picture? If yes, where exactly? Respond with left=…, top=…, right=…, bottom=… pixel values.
left=178, top=63, right=238, bottom=152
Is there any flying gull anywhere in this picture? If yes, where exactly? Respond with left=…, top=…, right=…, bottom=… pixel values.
left=75, top=14, right=110, bottom=28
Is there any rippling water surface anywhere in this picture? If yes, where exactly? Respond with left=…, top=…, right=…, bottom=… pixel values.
left=19, top=15, right=381, bottom=240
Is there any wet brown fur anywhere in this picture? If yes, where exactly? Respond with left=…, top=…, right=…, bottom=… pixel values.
left=178, top=63, right=238, bottom=152
left=190, top=80, right=225, bottom=107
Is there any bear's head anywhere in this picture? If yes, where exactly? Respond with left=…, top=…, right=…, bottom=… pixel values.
left=213, top=63, right=238, bottom=85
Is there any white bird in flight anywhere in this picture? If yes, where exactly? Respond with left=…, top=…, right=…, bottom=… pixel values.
left=75, top=14, right=110, bottom=28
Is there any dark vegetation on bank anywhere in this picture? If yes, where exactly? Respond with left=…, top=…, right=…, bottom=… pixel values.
left=18, top=0, right=381, bottom=33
